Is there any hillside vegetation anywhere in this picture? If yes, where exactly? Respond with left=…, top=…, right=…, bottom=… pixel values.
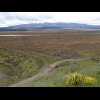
left=0, top=47, right=60, bottom=86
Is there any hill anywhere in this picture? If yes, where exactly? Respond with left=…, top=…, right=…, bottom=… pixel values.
left=0, top=22, right=100, bottom=31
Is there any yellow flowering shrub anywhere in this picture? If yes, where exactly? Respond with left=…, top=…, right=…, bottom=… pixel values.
left=83, top=76, right=97, bottom=86
left=65, top=72, right=97, bottom=86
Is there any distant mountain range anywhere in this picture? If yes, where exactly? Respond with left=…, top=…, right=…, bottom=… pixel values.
left=0, top=22, right=100, bottom=31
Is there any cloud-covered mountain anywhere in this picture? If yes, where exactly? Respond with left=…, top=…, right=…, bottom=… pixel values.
left=0, top=22, right=100, bottom=31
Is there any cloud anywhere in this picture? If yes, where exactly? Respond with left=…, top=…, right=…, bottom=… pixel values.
left=0, top=12, right=55, bottom=27
left=0, top=12, right=100, bottom=27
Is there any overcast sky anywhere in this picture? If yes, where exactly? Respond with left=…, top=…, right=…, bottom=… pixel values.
left=0, top=12, right=100, bottom=27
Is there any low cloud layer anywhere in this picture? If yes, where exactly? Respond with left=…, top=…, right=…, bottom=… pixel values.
left=0, top=12, right=100, bottom=27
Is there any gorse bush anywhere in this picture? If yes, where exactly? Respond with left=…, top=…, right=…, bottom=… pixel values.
left=83, top=76, right=96, bottom=86
left=66, top=72, right=85, bottom=86
left=65, top=72, right=97, bottom=86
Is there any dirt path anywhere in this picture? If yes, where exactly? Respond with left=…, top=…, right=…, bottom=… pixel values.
left=9, top=58, right=90, bottom=87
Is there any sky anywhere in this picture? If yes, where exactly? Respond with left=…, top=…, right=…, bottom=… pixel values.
left=0, top=12, right=100, bottom=27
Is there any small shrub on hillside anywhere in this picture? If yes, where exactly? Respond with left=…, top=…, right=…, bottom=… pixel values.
left=96, top=71, right=100, bottom=77
left=90, top=57, right=100, bottom=62
left=65, top=72, right=97, bottom=86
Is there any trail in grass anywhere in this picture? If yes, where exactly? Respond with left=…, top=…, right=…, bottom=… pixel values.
left=9, top=58, right=90, bottom=87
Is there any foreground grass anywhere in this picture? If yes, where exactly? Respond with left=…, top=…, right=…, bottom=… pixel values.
left=17, top=58, right=100, bottom=87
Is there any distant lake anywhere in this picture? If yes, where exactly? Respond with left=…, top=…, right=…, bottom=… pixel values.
left=0, top=35, right=40, bottom=36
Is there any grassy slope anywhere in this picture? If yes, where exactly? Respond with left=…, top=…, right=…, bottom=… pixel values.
left=0, top=47, right=59, bottom=86
left=18, top=58, right=100, bottom=87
